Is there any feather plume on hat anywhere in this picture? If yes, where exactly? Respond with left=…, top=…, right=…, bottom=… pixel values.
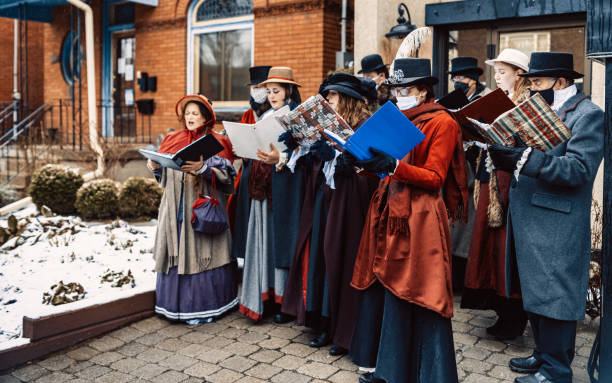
left=390, top=27, right=432, bottom=72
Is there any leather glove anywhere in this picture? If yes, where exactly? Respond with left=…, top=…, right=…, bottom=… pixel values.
left=355, top=148, right=397, bottom=174
left=334, top=153, right=355, bottom=176
left=278, top=131, right=298, bottom=154
left=309, top=139, right=336, bottom=162
left=488, top=144, right=527, bottom=173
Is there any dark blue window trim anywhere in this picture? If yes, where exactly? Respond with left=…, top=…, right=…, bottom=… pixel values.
left=60, top=31, right=82, bottom=86
left=195, top=0, right=252, bottom=22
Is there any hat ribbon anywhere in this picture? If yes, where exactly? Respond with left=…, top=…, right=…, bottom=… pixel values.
left=267, top=76, right=296, bottom=82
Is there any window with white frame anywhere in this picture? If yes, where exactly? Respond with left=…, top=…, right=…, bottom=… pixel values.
left=188, top=0, right=253, bottom=107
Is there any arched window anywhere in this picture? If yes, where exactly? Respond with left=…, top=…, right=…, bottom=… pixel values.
left=187, top=0, right=253, bottom=107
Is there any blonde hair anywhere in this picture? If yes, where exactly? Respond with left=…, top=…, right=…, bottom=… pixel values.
left=335, top=94, right=371, bottom=127
left=510, top=66, right=531, bottom=105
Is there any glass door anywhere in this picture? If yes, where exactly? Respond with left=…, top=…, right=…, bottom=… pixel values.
left=111, top=33, right=136, bottom=137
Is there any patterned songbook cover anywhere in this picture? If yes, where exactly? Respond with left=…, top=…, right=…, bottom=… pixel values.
left=275, top=94, right=354, bottom=146
left=467, top=93, right=572, bottom=151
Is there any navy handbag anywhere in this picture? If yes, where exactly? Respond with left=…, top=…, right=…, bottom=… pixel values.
left=191, top=174, right=228, bottom=234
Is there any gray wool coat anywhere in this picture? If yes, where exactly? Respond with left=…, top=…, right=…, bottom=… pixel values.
left=505, top=92, right=604, bottom=321
left=154, top=166, right=235, bottom=275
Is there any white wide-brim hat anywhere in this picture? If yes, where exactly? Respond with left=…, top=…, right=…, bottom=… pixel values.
left=485, top=48, right=529, bottom=72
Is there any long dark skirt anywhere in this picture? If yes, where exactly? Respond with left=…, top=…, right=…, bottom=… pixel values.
left=374, top=288, right=459, bottom=383
left=155, top=263, right=239, bottom=321
left=350, top=282, right=385, bottom=368
left=231, top=160, right=251, bottom=260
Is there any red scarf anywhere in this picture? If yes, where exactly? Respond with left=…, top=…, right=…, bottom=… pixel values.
left=388, top=101, right=468, bottom=230
left=158, top=122, right=213, bottom=154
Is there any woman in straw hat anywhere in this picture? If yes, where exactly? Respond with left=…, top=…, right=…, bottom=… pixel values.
left=148, top=94, right=238, bottom=324
left=461, top=48, right=530, bottom=341
left=238, top=67, right=305, bottom=323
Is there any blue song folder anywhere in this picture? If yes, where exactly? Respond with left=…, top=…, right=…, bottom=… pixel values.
left=324, top=101, right=426, bottom=177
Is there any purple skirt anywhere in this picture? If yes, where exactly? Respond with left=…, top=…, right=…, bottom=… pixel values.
left=155, top=263, right=238, bottom=321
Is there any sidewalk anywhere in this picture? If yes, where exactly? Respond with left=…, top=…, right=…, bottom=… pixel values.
left=0, top=296, right=596, bottom=383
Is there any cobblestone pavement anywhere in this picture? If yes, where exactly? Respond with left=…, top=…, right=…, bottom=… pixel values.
left=1, top=296, right=596, bottom=383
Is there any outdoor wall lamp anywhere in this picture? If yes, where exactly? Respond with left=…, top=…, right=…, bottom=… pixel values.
left=385, top=2, right=417, bottom=39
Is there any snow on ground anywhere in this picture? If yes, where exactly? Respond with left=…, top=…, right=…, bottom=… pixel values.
left=0, top=204, right=157, bottom=344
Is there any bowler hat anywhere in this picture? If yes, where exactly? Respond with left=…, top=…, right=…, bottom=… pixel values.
left=519, top=52, right=583, bottom=79
left=175, top=94, right=215, bottom=123
left=359, top=77, right=378, bottom=102
left=449, top=56, right=484, bottom=77
left=358, top=54, right=387, bottom=74
left=260, top=66, right=301, bottom=87
left=386, top=58, right=438, bottom=87
left=320, top=72, right=366, bottom=101
left=247, top=66, right=272, bottom=85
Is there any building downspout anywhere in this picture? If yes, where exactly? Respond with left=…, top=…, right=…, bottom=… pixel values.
left=12, top=19, right=19, bottom=136
left=340, top=0, right=347, bottom=53
left=66, top=0, right=105, bottom=179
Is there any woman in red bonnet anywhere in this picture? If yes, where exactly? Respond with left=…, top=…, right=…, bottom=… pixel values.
left=148, top=94, right=238, bottom=324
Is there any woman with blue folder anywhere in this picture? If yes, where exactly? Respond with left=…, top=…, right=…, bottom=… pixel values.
left=349, top=58, right=468, bottom=383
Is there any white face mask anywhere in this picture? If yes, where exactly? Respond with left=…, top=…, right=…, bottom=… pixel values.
left=250, top=87, right=268, bottom=104
left=396, top=95, right=419, bottom=110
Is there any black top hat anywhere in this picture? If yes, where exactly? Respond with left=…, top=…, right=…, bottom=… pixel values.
left=386, top=58, right=438, bottom=87
left=248, top=66, right=272, bottom=85
left=448, top=57, right=483, bottom=77
left=319, top=72, right=366, bottom=101
left=358, top=54, right=387, bottom=74
left=519, top=52, right=583, bottom=79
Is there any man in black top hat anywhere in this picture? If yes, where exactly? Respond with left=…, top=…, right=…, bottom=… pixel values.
left=358, top=54, right=393, bottom=106
left=242, top=65, right=272, bottom=123
left=449, top=56, right=490, bottom=102
left=487, top=52, right=604, bottom=383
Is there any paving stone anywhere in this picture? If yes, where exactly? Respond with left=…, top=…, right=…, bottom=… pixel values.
left=504, top=345, right=533, bottom=357
left=11, top=364, right=49, bottom=381
left=38, top=354, right=75, bottom=371
left=117, top=342, right=149, bottom=357
left=193, top=322, right=228, bottom=335
left=249, top=322, right=278, bottom=334
left=109, top=326, right=145, bottom=343
left=297, top=361, right=339, bottom=379
left=202, top=336, right=234, bottom=349
left=206, top=369, right=244, bottom=383
left=280, top=343, right=316, bottom=357
left=235, top=376, right=269, bottom=383
left=130, top=317, right=169, bottom=333
left=158, top=325, right=192, bottom=338
left=331, top=355, right=359, bottom=372
left=67, top=346, right=100, bottom=361
left=0, top=375, right=21, bottom=383
left=487, top=365, right=522, bottom=380
left=89, top=336, right=125, bottom=352
left=462, top=373, right=501, bottom=383
left=454, top=332, right=479, bottom=346
left=307, top=349, right=342, bottom=363
left=135, top=332, right=168, bottom=346
left=129, top=363, right=169, bottom=380
left=329, top=370, right=361, bottom=383
left=237, top=331, right=269, bottom=344
left=34, top=372, right=74, bottom=383
left=291, top=332, right=314, bottom=345
left=176, top=343, right=206, bottom=358
left=64, top=361, right=93, bottom=374
left=461, top=346, right=493, bottom=360
left=156, top=338, right=191, bottom=352
left=64, top=379, right=91, bottom=383
left=197, top=348, right=234, bottom=364
left=273, top=355, right=308, bottom=370
left=453, top=321, right=475, bottom=333
left=577, top=345, right=592, bottom=358
left=223, top=341, right=261, bottom=356
left=486, top=352, right=513, bottom=366
left=258, top=337, right=291, bottom=349
left=469, top=326, right=491, bottom=338
left=459, top=358, right=494, bottom=374
left=219, top=327, right=247, bottom=339
left=94, top=370, right=133, bottom=383
left=270, top=370, right=312, bottom=383
left=453, top=311, right=474, bottom=323
left=220, top=355, right=257, bottom=372
left=229, top=317, right=261, bottom=330
left=158, top=354, right=198, bottom=371
left=110, top=357, right=147, bottom=373
left=179, top=331, right=213, bottom=344
left=90, top=351, right=124, bottom=366
left=183, top=361, right=221, bottom=378
left=136, top=348, right=173, bottom=363
left=76, top=365, right=111, bottom=379
left=244, top=363, right=282, bottom=379
left=268, top=327, right=301, bottom=340
left=150, top=370, right=189, bottom=383
left=249, top=349, right=283, bottom=363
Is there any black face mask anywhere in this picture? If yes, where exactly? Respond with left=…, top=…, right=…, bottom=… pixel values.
left=529, top=79, right=557, bottom=105
left=454, top=81, right=470, bottom=96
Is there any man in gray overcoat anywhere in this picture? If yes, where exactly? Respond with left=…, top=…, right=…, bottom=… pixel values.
left=487, top=52, right=604, bottom=383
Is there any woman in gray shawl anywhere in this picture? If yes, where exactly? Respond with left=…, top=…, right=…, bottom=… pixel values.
left=148, top=94, right=237, bottom=324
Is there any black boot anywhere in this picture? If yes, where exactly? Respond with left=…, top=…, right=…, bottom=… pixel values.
left=309, top=332, right=331, bottom=348
left=495, top=298, right=527, bottom=341
left=329, top=344, right=348, bottom=356
left=509, top=354, right=542, bottom=374
left=273, top=313, right=294, bottom=324
left=359, top=372, right=385, bottom=383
